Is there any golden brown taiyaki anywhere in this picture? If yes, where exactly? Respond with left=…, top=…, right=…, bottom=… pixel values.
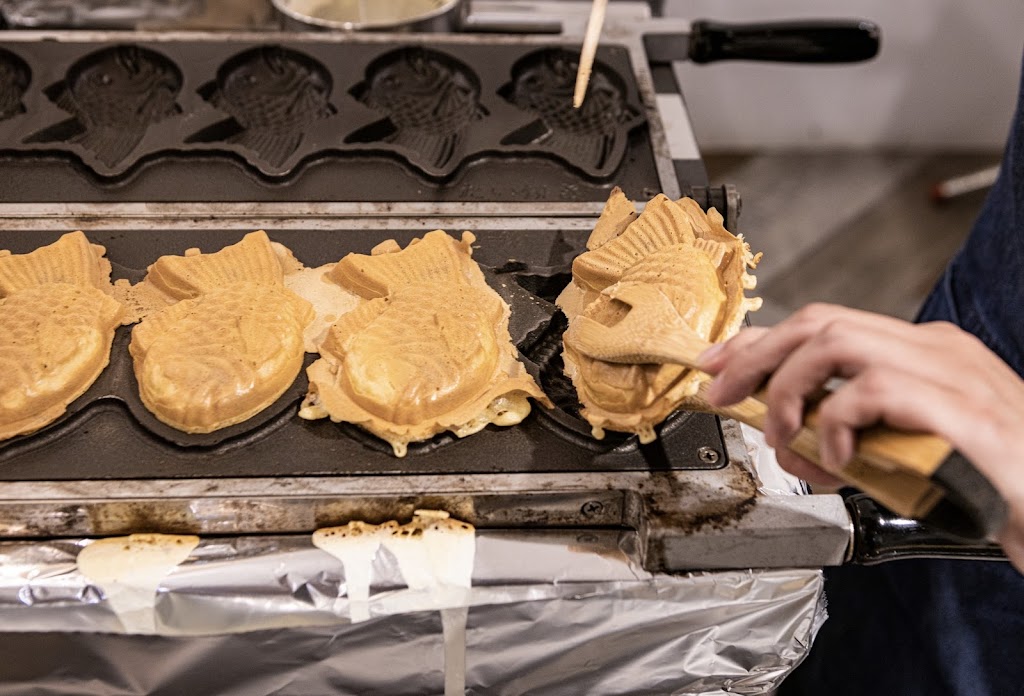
left=129, top=232, right=314, bottom=433
left=559, top=189, right=762, bottom=442
left=300, top=230, right=551, bottom=457
left=0, top=232, right=123, bottom=441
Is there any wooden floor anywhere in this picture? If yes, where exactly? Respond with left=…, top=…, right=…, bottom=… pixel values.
left=704, top=152, right=1001, bottom=325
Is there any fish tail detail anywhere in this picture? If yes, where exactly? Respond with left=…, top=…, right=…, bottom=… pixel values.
left=228, top=127, right=303, bottom=168
left=390, top=127, right=462, bottom=171
left=543, top=129, right=615, bottom=172
left=72, top=126, right=146, bottom=168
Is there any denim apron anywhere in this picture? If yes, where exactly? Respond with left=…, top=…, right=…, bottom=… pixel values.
left=781, top=53, right=1024, bottom=696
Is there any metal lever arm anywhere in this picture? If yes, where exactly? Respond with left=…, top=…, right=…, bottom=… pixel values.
left=846, top=493, right=1007, bottom=565
left=689, top=19, right=881, bottom=64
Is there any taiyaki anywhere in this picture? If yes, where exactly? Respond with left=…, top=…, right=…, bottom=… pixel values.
left=301, top=230, right=550, bottom=457
left=559, top=190, right=762, bottom=442
left=129, top=232, right=314, bottom=433
left=188, top=46, right=336, bottom=169
left=498, top=49, right=643, bottom=174
left=26, top=45, right=182, bottom=168
left=0, top=232, right=123, bottom=441
left=347, top=47, right=487, bottom=172
left=0, top=47, right=31, bottom=122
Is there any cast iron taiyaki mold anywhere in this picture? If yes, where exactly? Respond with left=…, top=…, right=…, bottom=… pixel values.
left=0, top=227, right=726, bottom=481
left=499, top=48, right=644, bottom=178
left=187, top=46, right=337, bottom=170
left=0, top=38, right=659, bottom=202
left=25, top=45, right=183, bottom=170
left=345, top=47, right=487, bottom=176
left=0, top=47, right=30, bottom=123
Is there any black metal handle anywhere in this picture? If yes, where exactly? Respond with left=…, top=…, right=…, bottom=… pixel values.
left=846, top=493, right=1007, bottom=565
left=689, top=19, right=881, bottom=64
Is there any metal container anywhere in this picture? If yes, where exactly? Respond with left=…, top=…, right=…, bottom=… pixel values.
left=273, top=0, right=464, bottom=32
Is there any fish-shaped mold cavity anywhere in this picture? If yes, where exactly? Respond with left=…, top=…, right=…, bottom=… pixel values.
left=300, top=230, right=551, bottom=457
left=187, top=45, right=337, bottom=171
left=0, top=233, right=124, bottom=441
left=0, top=47, right=31, bottom=122
left=25, top=45, right=182, bottom=169
left=498, top=48, right=644, bottom=178
left=346, top=47, right=487, bottom=175
left=129, top=232, right=314, bottom=434
left=558, top=189, right=762, bottom=443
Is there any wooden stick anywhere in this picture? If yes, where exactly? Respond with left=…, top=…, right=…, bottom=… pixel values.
left=573, top=0, right=609, bottom=109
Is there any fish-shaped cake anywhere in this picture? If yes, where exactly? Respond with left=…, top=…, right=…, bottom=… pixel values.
left=559, top=190, right=762, bottom=442
left=0, top=47, right=31, bottom=122
left=188, top=46, right=336, bottom=169
left=0, top=232, right=123, bottom=441
left=129, top=232, right=314, bottom=434
left=498, top=49, right=643, bottom=175
left=300, top=230, right=550, bottom=457
left=347, top=47, right=487, bottom=173
left=26, top=45, right=182, bottom=168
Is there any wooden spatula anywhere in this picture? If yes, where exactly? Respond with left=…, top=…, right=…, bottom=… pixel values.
left=565, top=283, right=1007, bottom=541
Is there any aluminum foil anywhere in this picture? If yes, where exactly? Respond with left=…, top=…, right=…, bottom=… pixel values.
left=0, top=530, right=824, bottom=694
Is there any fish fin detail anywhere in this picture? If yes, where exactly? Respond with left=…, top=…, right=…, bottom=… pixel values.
left=345, top=118, right=399, bottom=145
left=329, top=230, right=480, bottom=298
left=541, top=129, right=618, bottom=174
left=44, top=81, right=76, bottom=114
left=185, top=118, right=244, bottom=144
left=389, top=127, right=462, bottom=171
left=196, top=80, right=220, bottom=105
left=500, top=119, right=552, bottom=147
left=228, top=127, right=303, bottom=168
left=72, top=125, right=146, bottom=167
left=24, top=118, right=87, bottom=145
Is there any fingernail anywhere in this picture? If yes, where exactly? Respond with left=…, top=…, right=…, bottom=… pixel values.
left=697, top=343, right=725, bottom=369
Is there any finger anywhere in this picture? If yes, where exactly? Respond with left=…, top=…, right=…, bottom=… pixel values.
left=773, top=446, right=846, bottom=487
left=705, top=303, right=910, bottom=407
left=697, top=326, right=768, bottom=374
left=761, top=318, right=939, bottom=448
left=812, top=367, right=963, bottom=471
left=998, top=510, right=1024, bottom=575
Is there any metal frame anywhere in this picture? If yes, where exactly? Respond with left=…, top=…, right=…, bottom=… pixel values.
left=0, top=4, right=858, bottom=572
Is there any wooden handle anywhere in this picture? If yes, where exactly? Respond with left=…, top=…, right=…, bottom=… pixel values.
left=715, top=390, right=946, bottom=520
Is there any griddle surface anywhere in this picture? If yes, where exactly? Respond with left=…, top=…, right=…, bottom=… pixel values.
left=0, top=228, right=727, bottom=481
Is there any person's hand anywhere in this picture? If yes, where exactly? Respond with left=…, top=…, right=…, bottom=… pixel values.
left=697, top=303, right=1024, bottom=571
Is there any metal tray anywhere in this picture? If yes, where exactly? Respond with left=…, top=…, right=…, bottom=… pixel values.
left=0, top=226, right=727, bottom=481
left=0, top=36, right=660, bottom=202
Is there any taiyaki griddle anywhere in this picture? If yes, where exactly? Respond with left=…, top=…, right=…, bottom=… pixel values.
left=0, top=38, right=659, bottom=202
left=0, top=227, right=727, bottom=482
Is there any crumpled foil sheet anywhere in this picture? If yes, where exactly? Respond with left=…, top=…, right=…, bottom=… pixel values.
left=0, top=531, right=825, bottom=694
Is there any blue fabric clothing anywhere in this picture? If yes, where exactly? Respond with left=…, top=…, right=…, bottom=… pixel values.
left=779, top=53, right=1024, bottom=695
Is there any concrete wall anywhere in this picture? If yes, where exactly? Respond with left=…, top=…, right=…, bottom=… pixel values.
left=665, top=0, right=1024, bottom=150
